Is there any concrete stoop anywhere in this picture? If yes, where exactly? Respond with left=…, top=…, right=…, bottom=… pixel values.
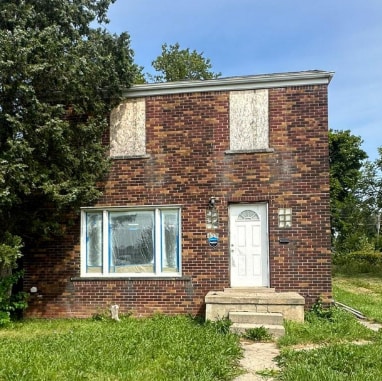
left=229, top=311, right=285, bottom=338
left=205, top=288, right=305, bottom=329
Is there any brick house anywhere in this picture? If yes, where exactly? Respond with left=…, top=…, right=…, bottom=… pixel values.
left=24, top=70, right=333, bottom=319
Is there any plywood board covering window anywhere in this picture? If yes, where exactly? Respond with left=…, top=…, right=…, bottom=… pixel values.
left=229, top=89, right=269, bottom=150
left=110, top=98, right=146, bottom=157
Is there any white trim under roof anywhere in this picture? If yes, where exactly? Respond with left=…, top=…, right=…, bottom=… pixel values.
left=122, top=70, right=334, bottom=98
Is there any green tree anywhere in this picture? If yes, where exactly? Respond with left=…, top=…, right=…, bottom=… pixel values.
left=361, top=147, right=382, bottom=212
left=329, top=129, right=368, bottom=252
left=357, top=148, right=382, bottom=249
left=150, top=43, right=221, bottom=82
left=0, top=0, right=138, bottom=291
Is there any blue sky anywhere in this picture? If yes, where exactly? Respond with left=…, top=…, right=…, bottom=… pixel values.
left=104, top=0, right=382, bottom=160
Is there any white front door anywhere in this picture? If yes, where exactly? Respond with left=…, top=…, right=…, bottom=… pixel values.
left=230, top=203, right=269, bottom=287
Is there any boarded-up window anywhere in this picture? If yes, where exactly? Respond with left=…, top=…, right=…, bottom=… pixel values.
left=110, top=98, right=146, bottom=157
left=229, top=89, right=268, bottom=150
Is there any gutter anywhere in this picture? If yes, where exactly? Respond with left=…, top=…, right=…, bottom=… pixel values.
left=122, top=70, right=335, bottom=98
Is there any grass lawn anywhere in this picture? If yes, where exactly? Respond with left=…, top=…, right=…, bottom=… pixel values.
left=278, top=341, right=382, bottom=381
left=3, top=273, right=382, bottom=381
left=0, top=315, right=243, bottom=381
left=333, top=273, right=382, bottom=323
left=274, top=273, right=382, bottom=380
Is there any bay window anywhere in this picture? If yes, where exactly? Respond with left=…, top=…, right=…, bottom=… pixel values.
left=81, top=207, right=181, bottom=277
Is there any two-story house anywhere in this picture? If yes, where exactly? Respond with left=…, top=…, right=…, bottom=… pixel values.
left=24, top=70, right=333, bottom=321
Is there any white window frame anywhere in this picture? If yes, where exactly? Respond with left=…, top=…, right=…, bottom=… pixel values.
left=80, top=206, right=182, bottom=278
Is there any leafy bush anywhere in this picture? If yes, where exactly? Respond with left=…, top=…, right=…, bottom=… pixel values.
left=243, top=326, right=273, bottom=342
left=203, top=316, right=233, bottom=335
left=0, top=233, right=28, bottom=326
left=333, top=249, right=382, bottom=275
left=307, top=298, right=335, bottom=321
left=0, top=233, right=23, bottom=271
left=0, top=311, right=11, bottom=326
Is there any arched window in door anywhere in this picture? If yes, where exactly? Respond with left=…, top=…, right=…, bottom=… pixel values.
left=237, top=210, right=260, bottom=221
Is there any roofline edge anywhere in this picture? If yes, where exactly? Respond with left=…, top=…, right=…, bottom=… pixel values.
left=122, top=70, right=334, bottom=98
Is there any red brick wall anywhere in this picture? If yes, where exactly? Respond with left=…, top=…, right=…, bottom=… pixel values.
left=24, top=85, right=331, bottom=318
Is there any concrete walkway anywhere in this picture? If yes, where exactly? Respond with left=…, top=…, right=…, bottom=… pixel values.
left=234, top=340, right=280, bottom=381
left=234, top=320, right=382, bottom=381
left=359, top=320, right=382, bottom=331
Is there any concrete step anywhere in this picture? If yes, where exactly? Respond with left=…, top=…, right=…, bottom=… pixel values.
left=231, top=323, right=285, bottom=338
left=205, top=290, right=304, bottom=306
left=205, top=290, right=305, bottom=322
left=224, top=287, right=275, bottom=293
left=229, top=311, right=283, bottom=325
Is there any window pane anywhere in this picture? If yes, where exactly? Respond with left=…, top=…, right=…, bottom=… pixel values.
left=278, top=208, right=292, bottom=228
left=86, top=213, right=103, bottom=273
left=109, top=211, right=154, bottom=273
left=162, top=210, right=179, bottom=272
